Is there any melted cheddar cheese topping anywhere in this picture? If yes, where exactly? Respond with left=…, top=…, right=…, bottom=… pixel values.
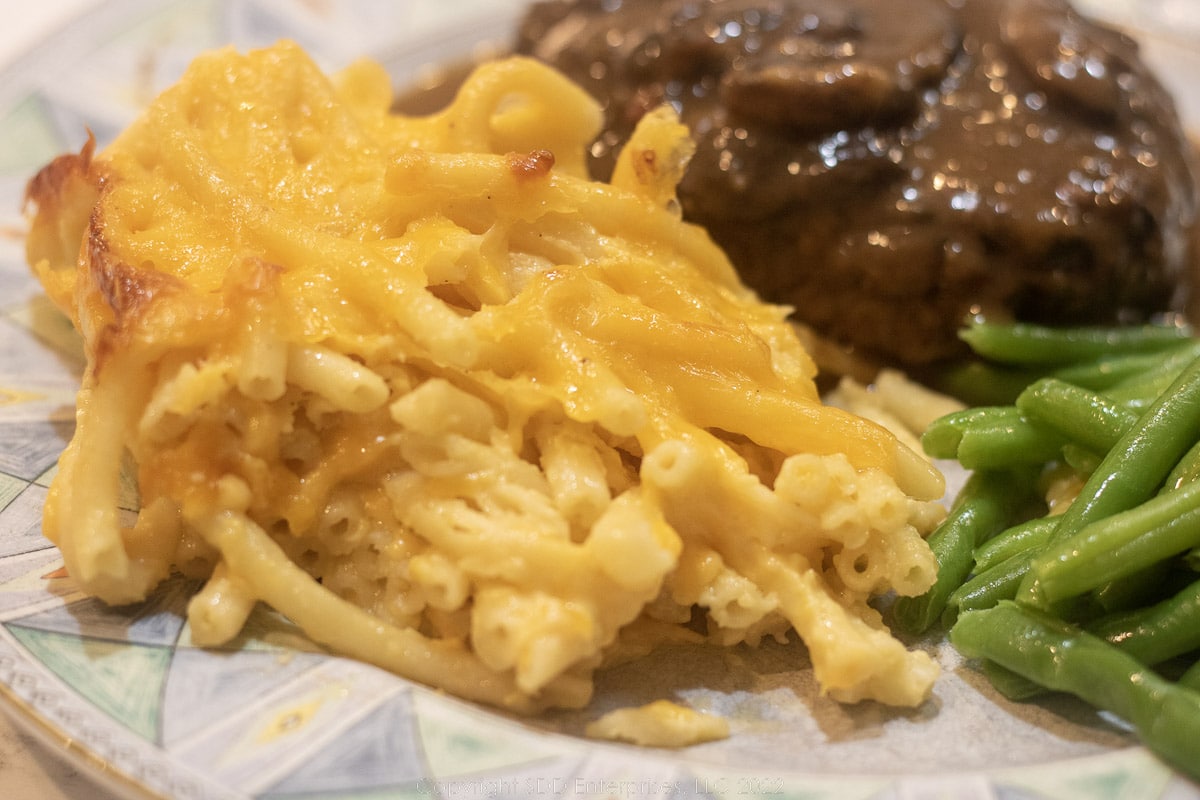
left=25, top=42, right=944, bottom=718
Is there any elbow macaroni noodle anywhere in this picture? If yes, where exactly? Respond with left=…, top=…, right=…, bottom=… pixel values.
left=24, top=42, right=946, bottom=719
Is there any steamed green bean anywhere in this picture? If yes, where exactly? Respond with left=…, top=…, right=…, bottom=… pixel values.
left=1027, top=472, right=1200, bottom=605
left=1015, top=378, right=1136, bottom=453
left=892, top=469, right=1038, bottom=634
left=958, top=320, right=1193, bottom=366
left=951, top=602, right=1200, bottom=780
left=947, top=550, right=1032, bottom=616
left=1052, top=341, right=1200, bottom=390
left=1087, top=578, right=1200, bottom=665
left=971, top=517, right=1057, bottom=573
left=915, top=320, right=1200, bottom=780
left=1017, top=354, right=1200, bottom=608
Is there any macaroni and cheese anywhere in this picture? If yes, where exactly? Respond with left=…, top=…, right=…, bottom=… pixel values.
left=25, top=42, right=945, bottom=725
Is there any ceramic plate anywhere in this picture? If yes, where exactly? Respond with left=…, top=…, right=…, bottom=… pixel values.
left=0, top=1, right=1198, bottom=798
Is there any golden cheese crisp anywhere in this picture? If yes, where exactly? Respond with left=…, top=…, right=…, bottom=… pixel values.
left=586, top=700, right=731, bottom=747
left=25, top=41, right=945, bottom=716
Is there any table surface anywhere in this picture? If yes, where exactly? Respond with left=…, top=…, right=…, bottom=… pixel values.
left=0, top=5, right=124, bottom=799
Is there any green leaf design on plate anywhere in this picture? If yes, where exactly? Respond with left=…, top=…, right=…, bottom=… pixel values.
left=7, top=624, right=170, bottom=742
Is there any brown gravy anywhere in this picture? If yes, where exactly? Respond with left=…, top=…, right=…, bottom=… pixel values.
left=399, top=0, right=1200, bottom=369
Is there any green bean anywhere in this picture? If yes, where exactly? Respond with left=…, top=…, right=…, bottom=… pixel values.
left=1089, top=422, right=1200, bottom=611
left=939, top=324, right=1200, bottom=776
left=938, top=337, right=1200, bottom=406
left=947, top=550, right=1033, bottom=615
left=1104, top=340, right=1200, bottom=408
left=1028, top=479, right=1200, bottom=605
left=1015, top=378, right=1137, bottom=454
left=916, top=402, right=1070, bottom=465
left=1017, top=353, right=1200, bottom=608
left=1187, top=547, right=1200, bottom=573
left=1059, top=443, right=1101, bottom=475
left=1051, top=341, right=1200, bottom=391
left=932, top=360, right=1045, bottom=406
left=920, top=405, right=1065, bottom=469
left=891, top=469, right=1039, bottom=635
left=1091, top=561, right=1178, bottom=615
left=954, top=420, right=1065, bottom=470
left=958, top=320, right=1193, bottom=366
left=1180, top=660, right=1200, bottom=692
left=950, top=602, right=1200, bottom=781
left=980, top=574, right=1200, bottom=701
left=1164, top=439, right=1200, bottom=493
left=981, top=659, right=1045, bottom=701
left=972, top=516, right=1057, bottom=573
left=1086, top=578, right=1200, bottom=666
left=921, top=406, right=1021, bottom=460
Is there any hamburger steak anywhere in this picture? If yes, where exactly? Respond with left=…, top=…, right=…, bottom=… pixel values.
left=516, top=0, right=1200, bottom=367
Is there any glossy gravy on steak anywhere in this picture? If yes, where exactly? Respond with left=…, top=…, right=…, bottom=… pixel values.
left=515, top=0, right=1200, bottom=367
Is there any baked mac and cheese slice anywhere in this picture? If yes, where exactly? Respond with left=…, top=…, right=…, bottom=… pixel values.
left=26, top=42, right=945, bottom=716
